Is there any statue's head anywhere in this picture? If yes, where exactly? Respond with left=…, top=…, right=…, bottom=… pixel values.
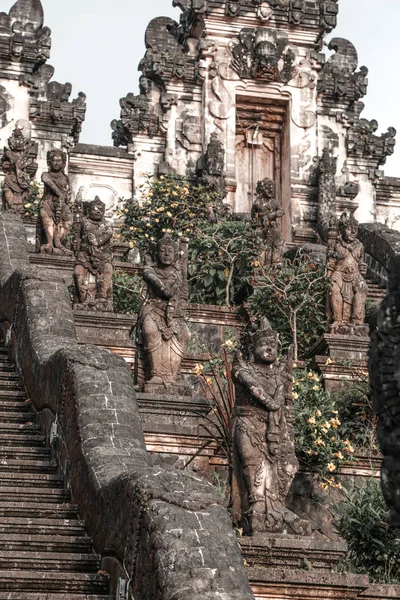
left=241, top=317, right=278, bottom=364
left=256, top=177, right=275, bottom=201
left=157, top=233, right=179, bottom=266
left=88, top=196, right=105, bottom=221
left=339, top=211, right=358, bottom=242
left=8, top=128, right=27, bottom=152
left=47, top=149, right=67, bottom=172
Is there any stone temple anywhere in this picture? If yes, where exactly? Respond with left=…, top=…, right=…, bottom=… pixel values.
left=1, top=0, right=400, bottom=598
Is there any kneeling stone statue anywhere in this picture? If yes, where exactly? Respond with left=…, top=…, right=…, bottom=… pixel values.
left=232, top=318, right=310, bottom=536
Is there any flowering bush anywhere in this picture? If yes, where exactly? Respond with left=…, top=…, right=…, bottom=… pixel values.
left=113, top=270, right=144, bottom=315
left=23, top=181, right=44, bottom=217
left=116, top=175, right=262, bottom=306
left=293, top=369, right=354, bottom=489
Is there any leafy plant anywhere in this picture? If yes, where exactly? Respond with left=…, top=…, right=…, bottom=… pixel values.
left=333, top=368, right=377, bottom=450
left=249, top=254, right=327, bottom=361
left=189, top=220, right=260, bottom=307
left=113, top=270, right=144, bottom=315
left=188, top=346, right=236, bottom=504
left=336, top=478, right=400, bottom=583
left=293, top=369, right=354, bottom=489
left=23, top=181, right=43, bottom=217
left=115, top=174, right=262, bottom=306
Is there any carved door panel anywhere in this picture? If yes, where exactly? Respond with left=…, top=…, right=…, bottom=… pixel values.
left=235, top=130, right=281, bottom=214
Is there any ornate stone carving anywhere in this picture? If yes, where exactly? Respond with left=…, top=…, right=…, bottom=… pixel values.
left=135, top=234, right=191, bottom=395
left=318, top=39, right=368, bottom=107
left=251, top=178, right=285, bottom=266
left=36, top=149, right=73, bottom=256
left=327, top=212, right=368, bottom=335
left=196, top=132, right=227, bottom=202
left=112, top=77, right=160, bottom=147
left=347, top=118, right=396, bottom=167
left=73, top=197, right=113, bottom=312
left=1, top=125, right=38, bottom=213
left=232, top=317, right=309, bottom=536
left=289, top=0, right=306, bottom=25
left=230, top=28, right=296, bottom=83
left=317, top=148, right=337, bottom=243
left=320, top=0, right=339, bottom=32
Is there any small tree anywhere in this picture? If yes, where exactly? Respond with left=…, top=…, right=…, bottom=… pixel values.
left=250, top=254, right=327, bottom=361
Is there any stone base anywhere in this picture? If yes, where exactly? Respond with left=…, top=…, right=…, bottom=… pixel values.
left=329, top=323, right=369, bottom=338
left=143, top=381, right=192, bottom=397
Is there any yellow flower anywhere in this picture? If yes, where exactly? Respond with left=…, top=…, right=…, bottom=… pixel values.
left=315, top=437, right=325, bottom=446
left=223, top=339, right=235, bottom=350
left=172, top=191, right=178, bottom=197
left=292, top=392, right=299, bottom=400
left=322, top=421, right=331, bottom=430
left=331, top=417, right=341, bottom=429
left=307, top=372, right=313, bottom=379
left=327, top=463, right=336, bottom=472
left=205, top=377, right=213, bottom=385
left=313, top=385, right=319, bottom=391
left=334, top=451, right=344, bottom=460
left=193, top=363, right=204, bottom=376
left=325, top=357, right=333, bottom=365
left=315, top=410, right=322, bottom=417
left=166, top=211, right=172, bottom=217
left=307, top=416, right=316, bottom=425
left=24, top=203, right=32, bottom=208
left=178, top=232, right=183, bottom=237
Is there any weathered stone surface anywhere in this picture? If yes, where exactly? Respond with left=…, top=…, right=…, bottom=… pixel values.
left=0, top=211, right=255, bottom=600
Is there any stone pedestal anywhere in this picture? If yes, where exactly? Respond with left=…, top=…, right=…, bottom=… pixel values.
left=314, top=332, right=369, bottom=392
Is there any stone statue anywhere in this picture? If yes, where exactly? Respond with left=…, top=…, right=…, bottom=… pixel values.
left=135, top=234, right=191, bottom=395
left=73, top=196, right=113, bottom=312
left=1, top=126, right=38, bottom=213
left=327, top=212, right=368, bottom=333
left=37, top=149, right=73, bottom=255
left=251, top=177, right=285, bottom=266
left=232, top=318, right=309, bottom=536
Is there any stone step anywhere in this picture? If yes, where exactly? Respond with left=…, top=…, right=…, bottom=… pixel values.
left=0, top=411, right=36, bottom=424
left=0, top=517, right=86, bottom=537
left=0, top=501, right=78, bottom=520
left=0, top=433, right=46, bottom=447
left=0, top=379, right=23, bottom=389
left=239, top=534, right=347, bottom=572
left=0, top=446, right=51, bottom=460
left=0, top=422, right=41, bottom=435
left=0, top=472, right=63, bottom=488
left=0, top=389, right=26, bottom=399
left=0, top=533, right=93, bottom=553
left=0, top=364, right=17, bottom=373
left=0, top=550, right=101, bottom=573
left=0, top=570, right=109, bottom=594
left=0, top=458, right=57, bottom=474
left=0, top=593, right=111, bottom=600
left=0, top=400, right=31, bottom=412
left=0, top=372, right=19, bottom=380
left=0, top=487, right=69, bottom=504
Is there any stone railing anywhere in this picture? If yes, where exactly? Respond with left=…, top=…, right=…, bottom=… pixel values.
left=0, top=212, right=254, bottom=600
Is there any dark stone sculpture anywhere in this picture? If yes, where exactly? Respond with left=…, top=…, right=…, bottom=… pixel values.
left=347, top=118, right=396, bottom=167
left=196, top=132, right=228, bottom=206
left=230, top=28, right=296, bottom=83
left=73, top=197, right=113, bottom=312
left=251, top=178, right=285, bottom=266
left=37, top=149, right=73, bottom=256
left=327, top=212, right=368, bottom=334
left=232, top=317, right=309, bottom=536
left=135, top=234, right=191, bottom=395
left=1, top=126, right=38, bottom=213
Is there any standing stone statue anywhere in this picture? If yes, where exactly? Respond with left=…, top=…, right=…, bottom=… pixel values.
left=1, top=126, right=38, bottom=213
left=251, top=178, right=285, bottom=266
left=327, top=211, right=368, bottom=333
left=232, top=317, right=309, bottom=536
left=73, top=196, right=113, bottom=312
left=37, top=149, right=73, bottom=255
left=135, top=233, right=191, bottom=395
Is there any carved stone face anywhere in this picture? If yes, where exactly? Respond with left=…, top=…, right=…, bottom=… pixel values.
left=342, top=224, right=358, bottom=243
left=253, top=332, right=278, bottom=364
left=88, top=200, right=105, bottom=222
left=49, top=153, right=64, bottom=172
left=158, top=244, right=176, bottom=266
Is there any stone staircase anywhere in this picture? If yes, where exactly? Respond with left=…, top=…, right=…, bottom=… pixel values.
left=0, top=347, right=111, bottom=600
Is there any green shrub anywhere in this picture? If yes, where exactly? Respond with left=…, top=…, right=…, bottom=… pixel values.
left=249, top=254, right=327, bottom=360
left=293, top=369, right=353, bottom=489
left=113, top=270, right=144, bottom=315
left=336, top=479, right=400, bottom=583
left=115, top=175, right=262, bottom=307
left=23, top=181, right=43, bottom=217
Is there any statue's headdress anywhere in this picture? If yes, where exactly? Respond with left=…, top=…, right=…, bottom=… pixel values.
left=90, top=196, right=105, bottom=210
left=339, top=211, right=358, bottom=236
left=256, top=177, right=275, bottom=200
left=253, top=316, right=278, bottom=347
left=46, top=148, right=67, bottom=168
left=157, top=232, right=179, bottom=256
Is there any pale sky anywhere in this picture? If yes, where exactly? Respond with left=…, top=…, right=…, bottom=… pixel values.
left=15, top=0, right=400, bottom=177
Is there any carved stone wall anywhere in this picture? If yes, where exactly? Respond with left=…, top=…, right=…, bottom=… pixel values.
left=110, top=0, right=399, bottom=243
